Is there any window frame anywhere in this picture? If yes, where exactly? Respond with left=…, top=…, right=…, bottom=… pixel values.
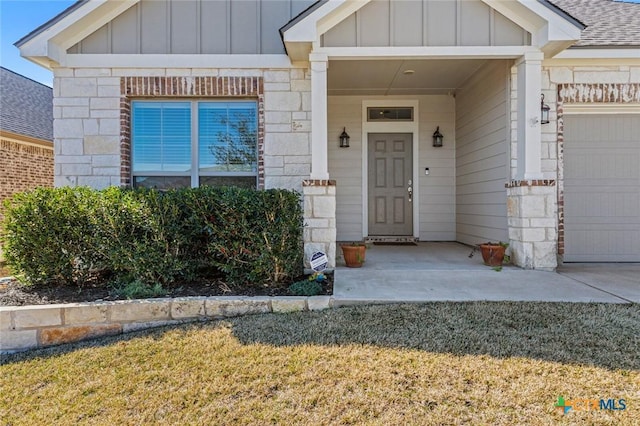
left=131, top=99, right=259, bottom=189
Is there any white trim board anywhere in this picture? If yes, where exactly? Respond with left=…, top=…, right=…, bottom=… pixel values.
left=317, top=46, right=540, bottom=61
left=562, top=105, right=640, bottom=115
left=62, top=54, right=295, bottom=69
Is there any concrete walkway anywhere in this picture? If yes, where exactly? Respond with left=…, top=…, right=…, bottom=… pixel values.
left=333, top=242, right=639, bottom=305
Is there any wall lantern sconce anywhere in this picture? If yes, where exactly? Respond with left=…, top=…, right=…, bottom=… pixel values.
left=432, top=126, right=443, bottom=147
left=541, top=94, right=550, bottom=124
left=339, top=127, right=350, bottom=148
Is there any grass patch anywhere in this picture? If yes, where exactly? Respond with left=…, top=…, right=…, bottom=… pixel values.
left=1, top=302, right=638, bottom=425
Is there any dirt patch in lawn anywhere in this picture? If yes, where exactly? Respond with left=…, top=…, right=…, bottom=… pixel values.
left=0, top=272, right=333, bottom=306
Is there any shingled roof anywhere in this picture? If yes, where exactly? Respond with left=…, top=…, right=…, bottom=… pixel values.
left=0, top=67, right=53, bottom=142
left=548, top=0, right=640, bottom=47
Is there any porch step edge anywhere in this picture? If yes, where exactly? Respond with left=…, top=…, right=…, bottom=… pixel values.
left=364, top=236, right=418, bottom=244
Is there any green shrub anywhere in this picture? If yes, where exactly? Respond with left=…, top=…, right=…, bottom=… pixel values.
left=110, top=280, right=166, bottom=300
left=1, top=187, right=104, bottom=286
left=202, top=187, right=303, bottom=285
left=88, top=187, right=196, bottom=286
left=288, top=279, right=323, bottom=296
left=0, top=186, right=303, bottom=290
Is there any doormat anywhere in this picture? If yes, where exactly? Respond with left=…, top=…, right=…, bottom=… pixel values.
left=372, top=241, right=418, bottom=246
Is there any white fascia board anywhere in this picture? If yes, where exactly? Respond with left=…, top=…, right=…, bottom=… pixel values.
left=283, top=0, right=371, bottom=42
left=282, top=1, right=346, bottom=42
left=283, top=0, right=371, bottom=62
left=316, top=46, right=538, bottom=60
left=63, top=54, right=294, bottom=69
left=19, top=0, right=138, bottom=67
left=52, top=0, right=139, bottom=51
left=483, top=0, right=581, bottom=56
left=316, top=0, right=371, bottom=36
left=520, top=0, right=582, bottom=42
left=482, top=0, right=545, bottom=34
left=551, top=49, right=640, bottom=61
left=19, top=0, right=110, bottom=58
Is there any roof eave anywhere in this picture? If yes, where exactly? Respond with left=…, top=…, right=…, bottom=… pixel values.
left=16, top=0, right=138, bottom=69
left=537, top=0, right=587, bottom=31
left=14, top=0, right=88, bottom=48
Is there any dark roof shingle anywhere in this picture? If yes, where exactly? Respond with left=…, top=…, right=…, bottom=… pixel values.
left=548, top=0, right=640, bottom=47
left=0, top=67, right=53, bottom=142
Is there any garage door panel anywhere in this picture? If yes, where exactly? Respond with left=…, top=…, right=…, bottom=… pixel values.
left=565, top=191, right=640, bottom=220
left=564, top=114, right=640, bottom=262
left=565, top=229, right=640, bottom=262
left=565, top=151, right=639, bottom=181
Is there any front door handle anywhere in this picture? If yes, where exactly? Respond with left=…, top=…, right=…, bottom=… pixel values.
left=407, top=185, right=413, bottom=203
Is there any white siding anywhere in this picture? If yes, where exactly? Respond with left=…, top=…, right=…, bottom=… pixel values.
left=328, top=95, right=455, bottom=241
left=455, top=60, right=509, bottom=245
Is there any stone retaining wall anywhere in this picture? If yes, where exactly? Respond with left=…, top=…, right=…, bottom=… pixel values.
left=0, top=295, right=333, bottom=354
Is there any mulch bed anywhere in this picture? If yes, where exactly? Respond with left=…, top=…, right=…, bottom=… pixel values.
left=0, top=273, right=333, bottom=306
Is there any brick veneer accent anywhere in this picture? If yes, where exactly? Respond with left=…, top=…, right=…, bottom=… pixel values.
left=0, top=138, right=53, bottom=221
left=505, top=179, right=556, bottom=188
left=555, top=83, right=639, bottom=256
left=303, top=179, right=337, bottom=186
left=558, top=83, right=640, bottom=104
left=119, top=76, right=265, bottom=188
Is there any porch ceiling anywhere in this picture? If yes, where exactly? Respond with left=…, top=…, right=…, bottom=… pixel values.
left=327, top=59, right=489, bottom=96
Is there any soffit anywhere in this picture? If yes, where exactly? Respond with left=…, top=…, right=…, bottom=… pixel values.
left=328, top=59, right=488, bottom=96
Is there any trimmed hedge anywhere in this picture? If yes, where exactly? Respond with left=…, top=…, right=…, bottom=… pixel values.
left=1, top=186, right=303, bottom=288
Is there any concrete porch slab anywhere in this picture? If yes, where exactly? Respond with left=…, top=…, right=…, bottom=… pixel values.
left=333, top=243, right=638, bottom=305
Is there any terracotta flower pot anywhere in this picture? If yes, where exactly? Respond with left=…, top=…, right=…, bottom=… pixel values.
left=480, top=243, right=506, bottom=267
left=341, top=244, right=366, bottom=268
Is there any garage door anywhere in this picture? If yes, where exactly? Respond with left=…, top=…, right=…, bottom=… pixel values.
left=564, top=114, right=640, bottom=262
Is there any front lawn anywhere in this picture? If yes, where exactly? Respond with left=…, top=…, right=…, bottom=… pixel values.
left=1, top=302, right=638, bottom=425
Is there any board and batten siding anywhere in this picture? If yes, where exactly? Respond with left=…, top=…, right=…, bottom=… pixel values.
left=328, top=95, right=455, bottom=242
left=455, top=60, right=509, bottom=245
left=322, top=0, right=530, bottom=48
left=68, top=0, right=315, bottom=55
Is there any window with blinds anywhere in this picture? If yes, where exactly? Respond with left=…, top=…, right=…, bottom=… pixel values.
left=132, top=100, right=258, bottom=190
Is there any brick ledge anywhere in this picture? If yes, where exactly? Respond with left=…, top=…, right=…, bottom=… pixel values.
left=303, top=179, right=336, bottom=186
left=505, top=179, right=556, bottom=188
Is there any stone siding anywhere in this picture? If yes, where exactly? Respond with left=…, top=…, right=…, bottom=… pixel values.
left=1, top=295, right=333, bottom=353
left=52, top=67, right=311, bottom=192
left=506, top=64, right=640, bottom=267
left=506, top=180, right=557, bottom=270
left=303, top=180, right=337, bottom=269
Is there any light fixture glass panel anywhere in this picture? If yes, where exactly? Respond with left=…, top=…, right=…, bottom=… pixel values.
left=367, top=107, right=413, bottom=122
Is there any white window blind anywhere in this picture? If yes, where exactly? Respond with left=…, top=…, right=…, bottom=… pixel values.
left=131, top=100, right=258, bottom=190
left=132, top=102, right=191, bottom=173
